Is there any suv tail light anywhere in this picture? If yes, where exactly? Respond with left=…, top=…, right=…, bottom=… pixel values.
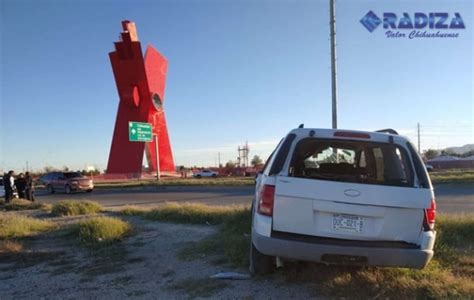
left=258, top=185, right=275, bottom=216
left=423, top=198, right=436, bottom=231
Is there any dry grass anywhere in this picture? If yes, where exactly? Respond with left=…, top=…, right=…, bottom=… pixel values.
left=0, top=214, right=55, bottom=239
left=126, top=203, right=474, bottom=298
left=287, top=260, right=474, bottom=299
left=51, top=200, right=102, bottom=216
left=430, top=169, right=474, bottom=184
left=121, top=203, right=251, bottom=266
left=0, top=240, right=23, bottom=254
left=119, top=205, right=148, bottom=216
left=121, top=202, right=249, bottom=225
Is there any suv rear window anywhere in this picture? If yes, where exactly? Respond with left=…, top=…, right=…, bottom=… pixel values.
left=289, top=138, right=414, bottom=187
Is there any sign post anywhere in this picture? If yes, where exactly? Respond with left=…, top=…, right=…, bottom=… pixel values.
left=128, top=122, right=160, bottom=180
left=154, top=134, right=160, bottom=181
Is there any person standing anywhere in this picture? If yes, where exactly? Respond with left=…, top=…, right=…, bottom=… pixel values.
left=2, top=173, right=9, bottom=202
left=25, top=172, right=36, bottom=202
left=16, top=173, right=27, bottom=199
left=4, top=171, right=15, bottom=203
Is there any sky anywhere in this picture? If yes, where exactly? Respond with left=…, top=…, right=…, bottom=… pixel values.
left=1, top=0, right=472, bottom=172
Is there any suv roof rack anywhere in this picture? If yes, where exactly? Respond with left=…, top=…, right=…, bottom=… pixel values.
left=375, top=129, right=398, bottom=135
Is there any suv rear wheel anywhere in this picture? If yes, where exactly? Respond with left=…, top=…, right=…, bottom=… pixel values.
left=249, top=241, right=274, bottom=275
left=65, top=184, right=72, bottom=194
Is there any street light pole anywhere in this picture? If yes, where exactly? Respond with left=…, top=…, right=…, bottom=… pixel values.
left=330, top=0, right=338, bottom=129
left=154, top=134, right=160, bottom=181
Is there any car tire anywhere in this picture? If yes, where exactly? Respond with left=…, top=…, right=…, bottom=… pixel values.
left=86, top=189, right=93, bottom=193
left=249, top=241, right=274, bottom=275
left=212, top=174, right=217, bottom=178
left=196, top=175, right=201, bottom=179
left=65, top=185, right=72, bottom=194
left=47, top=185, right=55, bottom=194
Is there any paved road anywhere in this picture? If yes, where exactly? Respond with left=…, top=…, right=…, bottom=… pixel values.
left=434, top=183, right=474, bottom=214
left=36, top=184, right=474, bottom=214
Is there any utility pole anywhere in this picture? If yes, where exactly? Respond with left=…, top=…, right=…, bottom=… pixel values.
left=218, top=152, right=221, bottom=168
left=330, top=0, right=338, bottom=129
left=26, top=161, right=29, bottom=172
left=417, top=123, right=421, bottom=154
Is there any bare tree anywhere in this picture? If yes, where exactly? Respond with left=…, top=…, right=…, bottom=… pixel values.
left=251, top=155, right=263, bottom=168
left=423, top=149, right=439, bottom=160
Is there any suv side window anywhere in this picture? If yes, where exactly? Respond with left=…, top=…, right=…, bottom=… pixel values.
left=261, top=138, right=283, bottom=175
left=268, top=134, right=296, bottom=176
left=407, top=142, right=430, bottom=188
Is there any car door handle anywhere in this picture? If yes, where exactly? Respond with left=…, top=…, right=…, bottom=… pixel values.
left=279, top=179, right=290, bottom=183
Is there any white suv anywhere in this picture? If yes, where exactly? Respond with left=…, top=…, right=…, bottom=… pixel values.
left=250, top=128, right=436, bottom=274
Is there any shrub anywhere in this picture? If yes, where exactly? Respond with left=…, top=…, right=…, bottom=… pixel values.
left=119, top=205, right=147, bottom=216
left=0, top=214, right=55, bottom=239
left=143, top=202, right=247, bottom=225
left=51, top=200, right=102, bottom=216
left=75, top=216, right=131, bottom=245
left=0, top=199, right=45, bottom=211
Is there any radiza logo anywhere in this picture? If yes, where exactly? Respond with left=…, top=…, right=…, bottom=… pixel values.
left=360, top=11, right=466, bottom=39
left=360, top=10, right=382, bottom=32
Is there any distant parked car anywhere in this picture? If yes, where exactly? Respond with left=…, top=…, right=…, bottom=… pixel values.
left=193, top=170, right=218, bottom=178
left=40, top=172, right=94, bottom=194
left=250, top=127, right=436, bottom=274
left=425, top=164, right=434, bottom=172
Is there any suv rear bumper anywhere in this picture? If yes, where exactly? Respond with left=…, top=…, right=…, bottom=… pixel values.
left=252, top=228, right=435, bottom=269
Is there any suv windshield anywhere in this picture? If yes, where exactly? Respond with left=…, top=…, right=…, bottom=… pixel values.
left=64, top=172, right=82, bottom=179
left=289, top=138, right=414, bottom=187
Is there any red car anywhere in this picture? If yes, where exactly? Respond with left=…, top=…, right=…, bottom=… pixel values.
left=40, top=172, right=94, bottom=194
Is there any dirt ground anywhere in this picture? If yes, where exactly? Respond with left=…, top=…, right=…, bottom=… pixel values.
left=0, top=212, right=316, bottom=299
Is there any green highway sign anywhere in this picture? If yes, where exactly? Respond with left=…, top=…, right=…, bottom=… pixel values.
left=129, top=121, right=153, bottom=142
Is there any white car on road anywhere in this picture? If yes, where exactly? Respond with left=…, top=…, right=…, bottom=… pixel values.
left=250, top=128, right=436, bottom=274
left=193, top=169, right=218, bottom=178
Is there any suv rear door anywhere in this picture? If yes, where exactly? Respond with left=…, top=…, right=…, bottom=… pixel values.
left=272, top=137, right=432, bottom=244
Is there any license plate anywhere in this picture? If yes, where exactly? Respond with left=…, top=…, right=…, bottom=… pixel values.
left=332, top=214, right=364, bottom=232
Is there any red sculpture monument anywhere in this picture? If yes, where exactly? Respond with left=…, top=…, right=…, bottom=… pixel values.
left=107, top=20, right=175, bottom=175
